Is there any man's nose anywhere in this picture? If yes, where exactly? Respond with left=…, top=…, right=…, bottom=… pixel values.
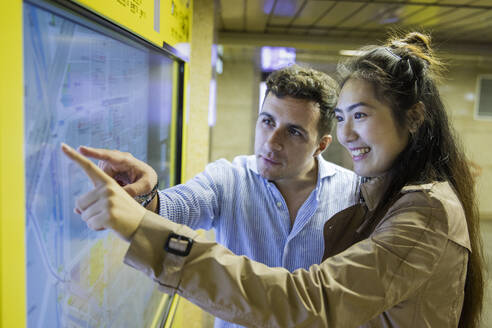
left=266, top=129, right=283, bottom=152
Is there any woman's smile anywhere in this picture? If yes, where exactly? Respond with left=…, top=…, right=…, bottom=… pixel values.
left=335, top=78, right=409, bottom=177
left=349, top=147, right=371, bottom=160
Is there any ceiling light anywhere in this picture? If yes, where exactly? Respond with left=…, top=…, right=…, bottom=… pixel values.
left=339, top=50, right=365, bottom=57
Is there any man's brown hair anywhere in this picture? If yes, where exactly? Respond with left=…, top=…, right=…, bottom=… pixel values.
left=265, top=65, right=338, bottom=137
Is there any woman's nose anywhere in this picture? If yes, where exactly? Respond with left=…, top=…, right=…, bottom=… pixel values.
left=338, top=120, right=357, bottom=144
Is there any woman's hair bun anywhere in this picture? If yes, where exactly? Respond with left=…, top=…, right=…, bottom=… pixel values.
left=387, top=32, right=433, bottom=56
left=385, top=32, right=444, bottom=80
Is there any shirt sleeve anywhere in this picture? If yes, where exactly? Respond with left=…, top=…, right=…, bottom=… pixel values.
left=124, top=199, right=457, bottom=327
left=157, top=161, right=226, bottom=230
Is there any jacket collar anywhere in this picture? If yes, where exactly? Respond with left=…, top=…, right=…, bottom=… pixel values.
left=401, top=183, right=435, bottom=193
left=360, top=175, right=437, bottom=211
left=360, top=174, right=392, bottom=211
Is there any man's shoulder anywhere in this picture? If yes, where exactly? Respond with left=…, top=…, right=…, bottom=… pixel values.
left=204, top=155, right=257, bottom=178
left=207, top=155, right=254, bottom=169
left=231, top=154, right=256, bottom=168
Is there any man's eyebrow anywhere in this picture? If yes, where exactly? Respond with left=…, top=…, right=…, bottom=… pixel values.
left=259, top=112, right=274, bottom=119
left=258, top=112, right=308, bottom=135
left=334, top=102, right=373, bottom=113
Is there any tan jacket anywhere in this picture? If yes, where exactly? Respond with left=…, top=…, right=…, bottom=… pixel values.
left=124, top=178, right=470, bottom=327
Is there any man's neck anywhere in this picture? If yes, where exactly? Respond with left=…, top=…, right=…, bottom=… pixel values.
left=274, top=159, right=319, bottom=226
left=274, top=158, right=319, bottom=193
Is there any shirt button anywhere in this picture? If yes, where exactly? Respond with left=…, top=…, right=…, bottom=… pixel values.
left=276, top=201, right=282, bottom=208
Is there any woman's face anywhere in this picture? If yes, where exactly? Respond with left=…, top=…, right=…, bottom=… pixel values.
left=335, top=78, right=409, bottom=177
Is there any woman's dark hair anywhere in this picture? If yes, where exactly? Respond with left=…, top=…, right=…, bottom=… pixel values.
left=337, top=32, right=484, bottom=328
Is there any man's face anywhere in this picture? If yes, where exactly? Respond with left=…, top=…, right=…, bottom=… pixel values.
left=254, top=93, right=331, bottom=183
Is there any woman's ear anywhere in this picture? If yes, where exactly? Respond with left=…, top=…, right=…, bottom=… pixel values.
left=406, top=101, right=425, bottom=134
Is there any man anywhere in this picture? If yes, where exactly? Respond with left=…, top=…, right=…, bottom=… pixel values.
left=78, top=65, right=359, bottom=328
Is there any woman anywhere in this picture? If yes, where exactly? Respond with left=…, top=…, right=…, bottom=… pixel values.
left=62, top=32, right=484, bottom=327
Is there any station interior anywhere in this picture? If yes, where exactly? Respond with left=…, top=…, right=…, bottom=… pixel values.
left=2, top=0, right=492, bottom=327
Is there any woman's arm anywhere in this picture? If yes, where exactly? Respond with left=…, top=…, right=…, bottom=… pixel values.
left=61, top=143, right=458, bottom=327
left=124, top=199, right=451, bottom=328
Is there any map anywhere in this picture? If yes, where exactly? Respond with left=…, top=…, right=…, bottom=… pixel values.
left=23, top=2, right=174, bottom=327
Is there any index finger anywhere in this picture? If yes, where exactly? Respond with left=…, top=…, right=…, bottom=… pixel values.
left=78, top=145, right=116, bottom=162
left=79, top=146, right=132, bottom=176
left=61, top=143, right=112, bottom=186
left=78, top=145, right=120, bottom=176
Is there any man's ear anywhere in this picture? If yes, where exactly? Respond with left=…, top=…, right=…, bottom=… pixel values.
left=406, top=101, right=425, bottom=134
left=314, top=134, right=332, bottom=157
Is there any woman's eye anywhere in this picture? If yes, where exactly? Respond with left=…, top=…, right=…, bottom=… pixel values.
left=335, top=115, right=344, bottom=122
left=354, top=112, right=367, bottom=119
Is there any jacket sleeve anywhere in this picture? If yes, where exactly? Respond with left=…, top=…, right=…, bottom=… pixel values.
left=124, top=198, right=453, bottom=327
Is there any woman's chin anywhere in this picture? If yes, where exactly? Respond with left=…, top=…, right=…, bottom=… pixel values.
left=353, top=166, right=386, bottom=178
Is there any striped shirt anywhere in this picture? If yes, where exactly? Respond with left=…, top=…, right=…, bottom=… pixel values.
left=157, top=155, right=359, bottom=328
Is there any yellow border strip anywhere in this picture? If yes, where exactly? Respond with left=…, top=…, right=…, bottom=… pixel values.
left=168, top=61, right=180, bottom=187
left=149, top=294, right=171, bottom=328
left=72, top=0, right=162, bottom=48
left=162, top=295, right=181, bottom=328
left=0, top=1, right=26, bottom=327
left=180, top=62, right=190, bottom=182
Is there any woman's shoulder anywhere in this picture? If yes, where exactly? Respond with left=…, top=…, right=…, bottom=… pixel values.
left=387, top=181, right=471, bottom=250
left=397, top=181, right=461, bottom=214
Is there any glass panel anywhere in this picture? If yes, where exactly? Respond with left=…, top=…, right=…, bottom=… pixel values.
left=23, top=1, right=175, bottom=326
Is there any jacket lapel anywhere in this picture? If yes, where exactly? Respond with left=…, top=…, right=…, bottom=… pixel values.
left=322, top=204, right=368, bottom=260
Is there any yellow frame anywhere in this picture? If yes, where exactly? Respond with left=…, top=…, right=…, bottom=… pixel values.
left=0, top=1, right=26, bottom=328
left=149, top=57, right=184, bottom=328
left=168, top=61, right=180, bottom=187
left=180, top=62, right=190, bottom=183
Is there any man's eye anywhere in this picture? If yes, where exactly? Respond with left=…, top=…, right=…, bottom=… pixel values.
left=289, top=128, right=301, bottom=137
left=335, top=115, right=344, bottom=122
left=354, top=112, right=367, bottom=119
left=262, top=118, right=272, bottom=125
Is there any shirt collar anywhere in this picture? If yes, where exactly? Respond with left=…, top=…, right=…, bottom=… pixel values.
left=247, top=155, right=336, bottom=180
left=247, top=155, right=259, bottom=174
left=316, top=155, right=337, bottom=180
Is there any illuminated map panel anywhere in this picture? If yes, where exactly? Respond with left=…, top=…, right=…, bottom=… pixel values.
left=23, top=1, right=175, bottom=327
